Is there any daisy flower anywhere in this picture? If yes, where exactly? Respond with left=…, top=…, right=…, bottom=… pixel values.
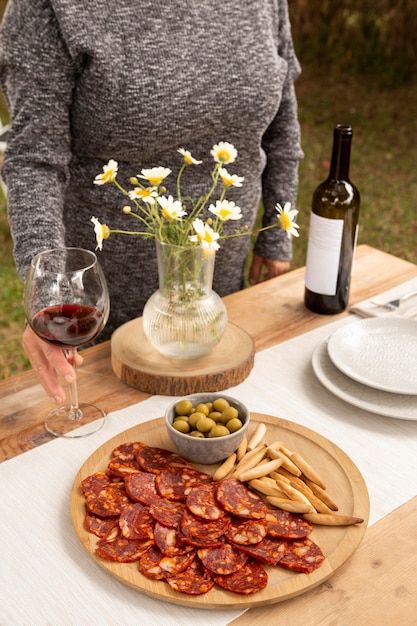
left=209, top=199, right=242, bottom=221
left=138, top=167, right=171, bottom=186
left=276, top=202, right=300, bottom=238
left=189, top=218, right=220, bottom=251
left=91, top=217, right=110, bottom=250
left=210, top=142, right=237, bottom=165
left=128, top=187, right=158, bottom=204
left=158, top=195, right=187, bottom=221
left=177, top=148, right=202, bottom=165
left=218, top=167, right=244, bottom=188
left=93, top=160, right=118, bottom=185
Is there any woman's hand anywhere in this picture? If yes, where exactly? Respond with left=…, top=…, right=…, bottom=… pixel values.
left=248, top=254, right=290, bottom=285
left=22, top=325, right=83, bottom=404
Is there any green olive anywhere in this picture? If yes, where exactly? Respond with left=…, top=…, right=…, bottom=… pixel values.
left=226, top=417, right=243, bottom=433
left=188, top=412, right=203, bottom=429
left=172, top=420, right=190, bottom=433
left=196, top=416, right=216, bottom=433
left=189, top=430, right=205, bottom=438
left=208, top=411, right=223, bottom=423
left=173, top=415, right=189, bottom=422
left=175, top=399, right=193, bottom=415
left=195, top=403, right=209, bottom=416
left=221, top=406, right=238, bottom=422
left=213, top=398, right=230, bottom=412
left=208, top=424, right=230, bottom=438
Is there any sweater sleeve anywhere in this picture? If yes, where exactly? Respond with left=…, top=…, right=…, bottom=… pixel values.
left=0, top=0, right=76, bottom=280
left=253, top=1, right=303, bottom=262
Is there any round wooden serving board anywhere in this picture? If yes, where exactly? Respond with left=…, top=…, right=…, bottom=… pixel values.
left=70, top=413, right=370, bottom=610
left=111, top=319, right=255, bottom=395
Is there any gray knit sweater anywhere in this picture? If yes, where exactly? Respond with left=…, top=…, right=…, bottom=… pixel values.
left=0, top=0, right=303, bottom=339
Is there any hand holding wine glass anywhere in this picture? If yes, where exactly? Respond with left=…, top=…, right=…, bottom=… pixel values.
left=24, top=247, right=110, bottom=438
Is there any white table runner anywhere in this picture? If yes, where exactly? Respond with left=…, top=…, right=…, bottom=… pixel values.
left=2, top=315, right=417, bottom=626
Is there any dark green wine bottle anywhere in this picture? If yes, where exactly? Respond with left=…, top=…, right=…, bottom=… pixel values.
left=304, top=124, right=361, bottom=314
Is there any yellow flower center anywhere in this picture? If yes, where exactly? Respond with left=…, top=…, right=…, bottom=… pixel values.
left=279, top=213, right=291, bottom=230
left=217, top=150, right=230, bottom=162
left=147, top=176, right=164, bottom=186
left=102, top=169, right=116, bottom=183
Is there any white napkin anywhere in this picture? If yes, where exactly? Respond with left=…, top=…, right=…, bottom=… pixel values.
left=349, top=277, right=417, bottom=318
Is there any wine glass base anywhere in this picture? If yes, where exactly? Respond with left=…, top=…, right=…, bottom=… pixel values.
left=44, top=403, right=106, bottom=438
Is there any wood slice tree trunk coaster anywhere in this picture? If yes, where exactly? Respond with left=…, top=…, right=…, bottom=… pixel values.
left=111, top=318, right=255, bottom=396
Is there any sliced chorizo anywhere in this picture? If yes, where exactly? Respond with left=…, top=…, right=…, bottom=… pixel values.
left=213, top=559, right=268, bottom=595
left=216, top=478, right=267, bottom=519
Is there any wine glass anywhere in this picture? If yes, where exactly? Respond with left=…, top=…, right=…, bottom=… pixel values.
left=24, top=247, right=110, bottom=438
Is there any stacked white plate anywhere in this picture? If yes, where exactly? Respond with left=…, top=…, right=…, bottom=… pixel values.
left=312, top=318, right=417, bottom=420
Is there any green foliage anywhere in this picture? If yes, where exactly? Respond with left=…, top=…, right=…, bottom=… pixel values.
left=289, top=0, right=417, bottom=85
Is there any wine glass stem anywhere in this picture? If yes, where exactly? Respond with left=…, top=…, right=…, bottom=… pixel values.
left=66, top=348, right=83, bottom=420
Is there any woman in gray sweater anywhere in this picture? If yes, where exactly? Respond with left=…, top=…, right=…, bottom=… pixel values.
left=0, top=0, right=303, bottom=402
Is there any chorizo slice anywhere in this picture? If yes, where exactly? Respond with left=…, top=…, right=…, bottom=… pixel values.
left=139, top=545, right=196, bottom=581
left=85, top=481, right=132, bottom=518
left=186, top=483, right=224, bottom=520
left=213, top=559, right=268, bottom=595
left=137, top=446, right=193, bottom=474
left=154, top=522, right=194, bottom=557
left=264, top=508, right=313, bottom=539
left=215, top=478, right=267, bottom=519
left=166, top=558, right=214, bottom=595
left=111, top=441, right=146, bottom=461
left=107, top=456, right=141, bottom=478
left=224, top=516, right=268, bottom=545
left=138, top=545, right=168, bottom=580
left=119, top=502, right=155, bottom=540
left=96, top=527, right=154, bottom=562
left=234, top=536, right=287, bottom=566
left=83, top=511, right=119, bottom=538
left=149, top=500, right=185, bottom=529
left=156, top=466, right=212, bottom=501
left=124, top=471, right=161, bottom=506
left=197, top=539, right=248, bottom=575
left=81, top=471, right=113, bottom=496
left=180, top=507, right=230, bottom=541
left=277, top=537, right=325, bottom=573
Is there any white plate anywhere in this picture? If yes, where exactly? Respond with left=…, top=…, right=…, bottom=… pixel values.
left=312, top=336, right=417, bottom=420
left=327, top=318, right=417, bottom=395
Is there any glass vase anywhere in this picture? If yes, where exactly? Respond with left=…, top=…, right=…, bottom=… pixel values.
left=142, top=240, right=228, bottom=359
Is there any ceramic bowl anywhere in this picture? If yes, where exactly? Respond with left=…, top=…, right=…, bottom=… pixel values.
left=164, top=393, right=250, bottom=465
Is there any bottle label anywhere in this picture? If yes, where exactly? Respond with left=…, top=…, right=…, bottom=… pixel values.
left=305, top=212, right=344, bottom=295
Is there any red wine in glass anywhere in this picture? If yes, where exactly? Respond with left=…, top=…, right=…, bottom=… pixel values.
left=31, top=304, right=105, bottom=348
left=24, top=247, right=110, bottom=438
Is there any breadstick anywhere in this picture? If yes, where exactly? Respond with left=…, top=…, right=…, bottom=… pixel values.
left=212, top=452, right=237, bottom=482
left=304, top=478, right=339, bottom=511
left=246, top=423, right=266, bottom=451
left=270, top=470, right=291, bottom=485
left=238, top=458, right=283, bottom=482
left=231, top=445, right=267, bottom=477
left=267, top=447, right=302, bottom=476
left=266, top=496, right=314, bottom=514
left=280, top=446, right=327, bottom=489
left=276, top=468, right=334, bottom=514
left=303, top=513, right=364, bottom=526
left=247, top=478, right=286, bottom=498
left=278, top=481, right=316, bottom=509
left=236, top=436, right=248, bottom=461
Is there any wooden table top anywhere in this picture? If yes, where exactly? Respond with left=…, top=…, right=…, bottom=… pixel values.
left=2, top=243, right=417, bottom=623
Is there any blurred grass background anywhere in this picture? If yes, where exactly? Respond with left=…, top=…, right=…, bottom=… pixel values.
left=0, top=0, right=416, bottom=378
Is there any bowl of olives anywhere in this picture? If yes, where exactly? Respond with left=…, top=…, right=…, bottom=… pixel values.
left=164, top=393, right=250, bottom=465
